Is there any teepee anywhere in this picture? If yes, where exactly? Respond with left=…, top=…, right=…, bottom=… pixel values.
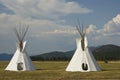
left=5, top=24, right=35, bottom=71
left=66, top=22, right=101, bottom=72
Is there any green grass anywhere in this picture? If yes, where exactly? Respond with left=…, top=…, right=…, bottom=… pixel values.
left=0, top=61, right=120, bottom=80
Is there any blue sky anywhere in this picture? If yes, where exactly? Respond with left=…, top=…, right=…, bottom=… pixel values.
left=66, top=0, right=120, bottom=27
left=0, top=0, right=120, bottom=55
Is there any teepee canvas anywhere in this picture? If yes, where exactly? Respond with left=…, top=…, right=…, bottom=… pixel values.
left=5, top=25, right=35, bottom=71
left=66, top=22, right=101, bottom=72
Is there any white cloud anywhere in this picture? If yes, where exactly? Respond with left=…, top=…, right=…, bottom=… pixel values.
left=103, top=14, right=120, bottom=33
left=0, top=13, right=77, bottom=36
left=0, top=0, right=92, bottom=19
left=42, top=27, right=77, bottom=36
left=0, top=0, right=120, bottom=54
left=86, top=24, right=97, bottom=34
left=0, top=13, right=78, bottom=54
left=5, top=12, right=119, bottom=46
left=86, top=14, right=120, bottom=46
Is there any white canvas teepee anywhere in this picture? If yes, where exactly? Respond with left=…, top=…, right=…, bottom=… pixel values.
left=66, top=22, right=101, bottom=72
left=5, top=25, right=35, bottom=71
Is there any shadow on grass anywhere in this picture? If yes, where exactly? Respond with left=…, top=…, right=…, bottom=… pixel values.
left=36, top=68, right=48, bottom=71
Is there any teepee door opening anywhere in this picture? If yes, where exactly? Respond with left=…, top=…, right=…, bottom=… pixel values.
left=17, top=62, right=23, bottom=71
left=82, top=63, right=88, bottom=71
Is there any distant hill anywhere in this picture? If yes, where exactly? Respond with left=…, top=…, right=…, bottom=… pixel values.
left=93, top=44, right=120, bottom=60
left=0, top=53, right=13, bottom=61
left=1, top=44, right=120, bottom=61
left=31, top=51, right=75, bottom=61
left=31, top=44, right=120, bottom=61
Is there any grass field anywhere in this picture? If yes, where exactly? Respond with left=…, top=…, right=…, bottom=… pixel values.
left=0, top=61, right=120, bottom=80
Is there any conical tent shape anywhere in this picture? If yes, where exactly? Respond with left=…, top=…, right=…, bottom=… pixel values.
left=5, top=26, right=35, bottom=71
left=66, top=22, right=101, bottom=72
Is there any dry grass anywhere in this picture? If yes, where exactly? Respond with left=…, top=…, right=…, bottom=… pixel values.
left=0, top=61, right=120, bottom=80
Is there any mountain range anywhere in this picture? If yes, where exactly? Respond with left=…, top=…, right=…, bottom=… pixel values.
left=0, top=53, right=13, bottom=61
left=0, top=44, right=120, bottom=61
left=31, top=44, right=120, bottom=61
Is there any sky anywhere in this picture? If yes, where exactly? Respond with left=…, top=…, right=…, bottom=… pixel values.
left=0, top=0, right=120, bottom=55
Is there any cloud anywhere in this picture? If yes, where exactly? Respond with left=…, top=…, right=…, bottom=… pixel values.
left=41, top=27, right=77, bottom=36
left=0, top=3, right=14, bottom=14
left=0, top=13, right=76, bottom=35
left=0, top=0, right=92, bottom=19
left=0, top=13, right=78, bottom=54
left=86, top=24, right=97, bottom=34
left=103, top=14, right=120, bottom=33
left=0, top=12, right=120, bottom=55
left=0, top=0, right=120, bottom=54
left=86, top=14, right=120, bottom=46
